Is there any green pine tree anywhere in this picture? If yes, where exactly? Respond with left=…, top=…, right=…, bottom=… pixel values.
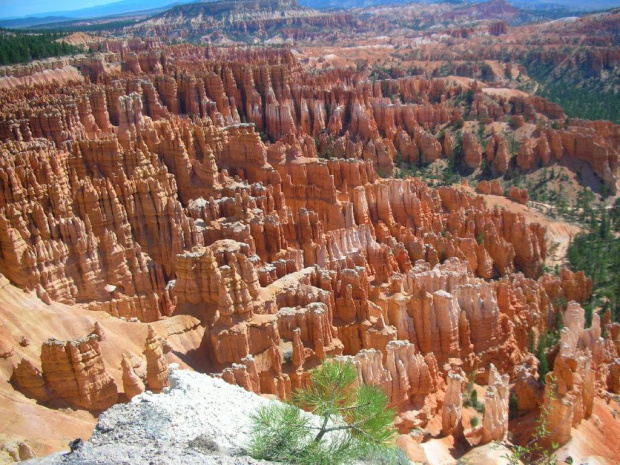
left=248, top=360, right=399, bottom=465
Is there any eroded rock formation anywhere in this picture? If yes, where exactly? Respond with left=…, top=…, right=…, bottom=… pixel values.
left=121, top=354, right=146, bottom=400
left=0, top=39, right=618, bottom=462
left=442, top=370, right=465, bottom=437
left=542, top=302, right=602, bottom=446
left=145, top=326, right=170, bottom=392
left=481, top=363, right=510, bottom=444
left=12, top=335, right=120, bottom=410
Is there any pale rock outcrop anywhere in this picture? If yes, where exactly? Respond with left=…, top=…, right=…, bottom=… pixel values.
left=442, top=370, right=465, bottom=437
left=337, top=341, right=441, bottom=430
left=542, top=303, right=596, bottom=446
left=481, top=364, right=509, bottom=444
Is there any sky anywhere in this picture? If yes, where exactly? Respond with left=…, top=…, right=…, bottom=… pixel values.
left=0, top=0, right=115, bottom=18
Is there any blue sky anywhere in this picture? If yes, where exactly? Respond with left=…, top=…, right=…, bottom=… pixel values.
left=0, top=0, right=114, bottom=18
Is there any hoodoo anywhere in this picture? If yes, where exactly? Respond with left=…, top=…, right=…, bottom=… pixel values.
left=1, top=0, right=619, bottom=463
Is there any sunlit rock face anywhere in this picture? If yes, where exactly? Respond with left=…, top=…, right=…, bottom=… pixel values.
left=1, top=33, right=619, bottom=463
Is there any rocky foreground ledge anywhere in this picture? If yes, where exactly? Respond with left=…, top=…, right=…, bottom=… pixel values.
left=27, top=366, right=275, bottom=465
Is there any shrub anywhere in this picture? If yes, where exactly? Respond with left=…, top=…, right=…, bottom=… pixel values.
left=248, top=360, right=397, bottom=465
left=503, top=376, right=559, bottom=465
left=248, top=403, right=312, bottom=462
left=470, top=390, right=484, bottom=413
left=536, top=334, right=550, bottom=382
left=509, top=393, right=519, bottom=418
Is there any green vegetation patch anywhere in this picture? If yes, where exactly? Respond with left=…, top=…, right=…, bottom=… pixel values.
left=248, top=360, right=401, bottom=465
left=567, top=200, right=620, bottom=324
left=0, top=29, right=83, bottom=65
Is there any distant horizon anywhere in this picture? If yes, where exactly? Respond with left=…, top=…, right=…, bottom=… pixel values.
left=2, top=0, right=620, bottom=21
left=0, top=0, right=116, bottom=19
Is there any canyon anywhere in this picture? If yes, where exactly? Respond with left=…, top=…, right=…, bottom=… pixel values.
left=0, top=0, right=619, bottom=463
